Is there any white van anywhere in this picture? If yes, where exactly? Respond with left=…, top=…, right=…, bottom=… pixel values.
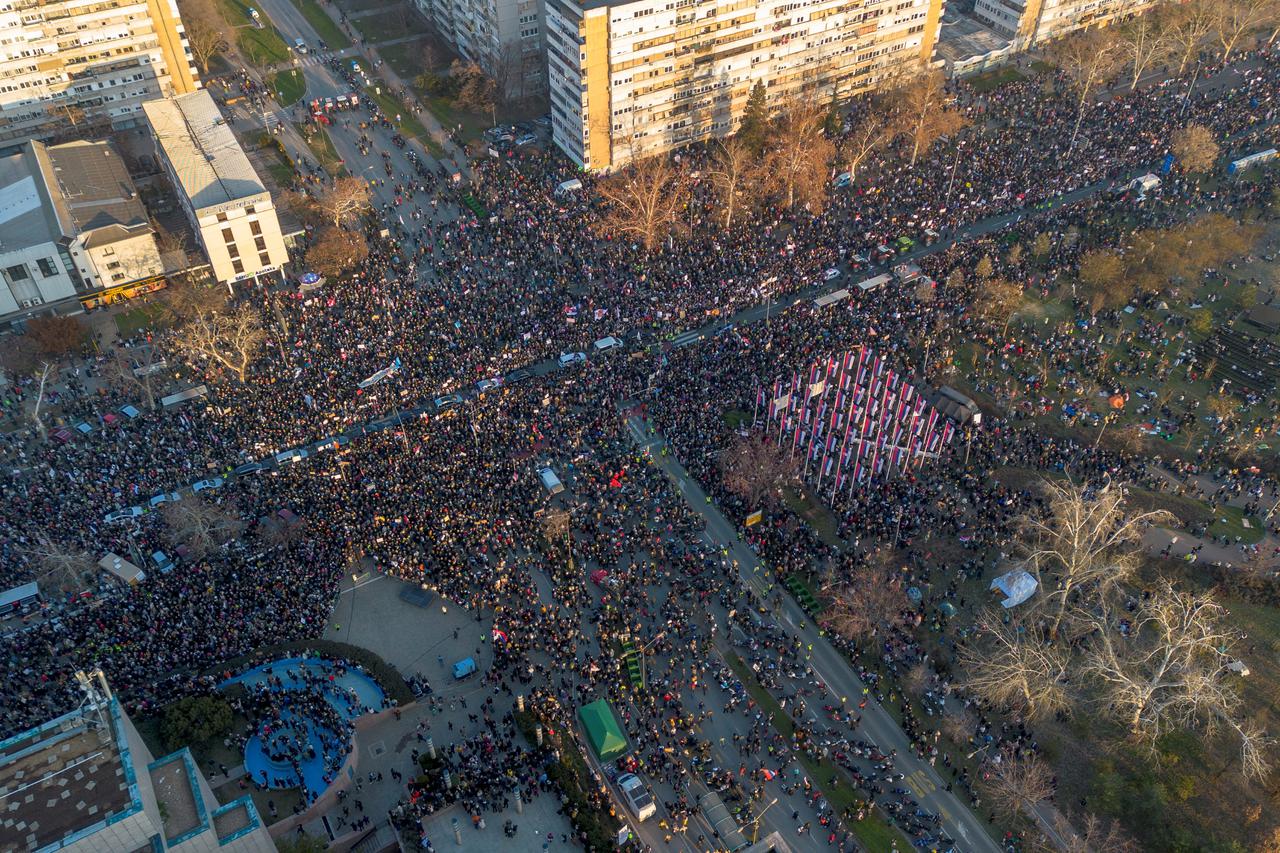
left=617, top=774, right=657, bottom=822
left=555, top=178, right=583, bottom=196
left=537, top=467, right=564, bottom=495
left=593, top=336, right=623, bottom=352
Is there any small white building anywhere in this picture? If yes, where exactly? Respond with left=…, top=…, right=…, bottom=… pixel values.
left=0, top=144, right=86, bottom=319
left=142, top=92, right=288, bottom=287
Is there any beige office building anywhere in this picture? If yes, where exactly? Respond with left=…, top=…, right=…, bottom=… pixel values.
left=143, top=91, right=288, bottom=286
left=0, top=0, right=200, bottom=151
left=972, top=0, right=1151, bottom=47
left=546, top=0, right=943, bottom=170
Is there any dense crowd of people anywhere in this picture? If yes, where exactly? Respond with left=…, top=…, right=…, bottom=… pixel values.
left=0, top=44, right=1277, bottom=851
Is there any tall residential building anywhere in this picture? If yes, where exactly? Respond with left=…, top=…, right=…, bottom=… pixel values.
left=412, top=0, right=546, bottom=98
left=142, top=91, right=288, bottom=287
left=972, top=0, right=1151, bottom=47
left=546, top=0, right=943, bottom=170
left=0, top=672, right=274, bottom=853
left=0, top=137, right=163, bottom=320
left=0, top=0, right=200, bottom=152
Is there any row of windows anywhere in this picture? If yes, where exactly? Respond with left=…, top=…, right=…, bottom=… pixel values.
left=4, top=257, right=59, bottom=282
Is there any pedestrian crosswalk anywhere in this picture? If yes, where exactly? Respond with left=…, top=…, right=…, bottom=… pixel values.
left=671, top=329, right=704, bottom=348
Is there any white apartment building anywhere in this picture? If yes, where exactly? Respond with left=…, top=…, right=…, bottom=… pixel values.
left=413, top=0, right=546, bottom=98
left=972, top=0, right=1151, bottom=47
left=143, top=91, right=288, bottom=287
left=546, top=0, right=943, bottom=170
left=0, top=0, right=200, bottom=152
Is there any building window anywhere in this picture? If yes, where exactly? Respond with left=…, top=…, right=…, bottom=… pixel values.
left=231, top=258, right=244, bottom=274
left=245, top=206, right=255, bottom=215
left=221, top=227, right=234, bottom=243
left=5, top=263, right=29, bottom=281
left=254, top=236, right=266, bottom=251
left=259, top=252, right=271, bottom=267
left=36, top=257, right=57, bottom=277
left=106, top=261, right=121, bottom=270
left=250, top=220, right=262, bottom=236
left=228, top=243, right=240, bottom=259
left=216, top=212, right=228, bottom=222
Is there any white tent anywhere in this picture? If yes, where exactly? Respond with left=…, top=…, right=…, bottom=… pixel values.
left=990, top=569, right=1038, bottom=608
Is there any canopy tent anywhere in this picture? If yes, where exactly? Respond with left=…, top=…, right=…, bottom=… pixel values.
left=578, top=699, right=628, bottom=762
left=990, top=569, right=1038, bottom=608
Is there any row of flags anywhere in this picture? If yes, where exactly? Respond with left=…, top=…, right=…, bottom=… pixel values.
left=755, top=347, right=954, bottom=500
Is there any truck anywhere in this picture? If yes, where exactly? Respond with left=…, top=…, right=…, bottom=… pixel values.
left=616, top=773, right=657, bottom=822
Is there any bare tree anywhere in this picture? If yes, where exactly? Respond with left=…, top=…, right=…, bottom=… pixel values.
left=315, top=176, right=372, bottom=228
left=1019, top=479, right=1173, bottom=638
left=161, top=276, right=228, bottom=324
left=983, top=748, right=1056, bottom=822
left=595, top=155, right=687, bottom=252
left=26, top=315, right=88, bottom=357
left=306, top=226, right=369, bottom=278
left=169, top=305, right=267, bottom=383
left=958, top=611, right=1069, bottom=720
left=888, top=71, right=967, bottom=167
left=1211, top=0, right=1276, bottom=59
left=1050, top=30, right=1123, bottom=153
left=719, top=431, right=799, bottom=510
left=1165, top=0, right=1217, bottom=72
left=162, top=497, right=245, bottom=559
left=1172, top=123, right=1221, bottom=173
left=20, top=532, right=97, bottom=593
left=977, top=277, right=1024, bottom=336
left=708, top=137, right=760, bottom=230
left=821, top=557, right=906, bottom=644
left=179, top=0, right=229, bottom=75
left=101, top=345, right=164, bottom=411
left=1117, top=10, right=1173, bottom=89
left=1077, top=249, right=1130, bottom=312
left=1053, top=812, right=1139, bottom=853
left=1085, top=582, right=1271, bottom=778
left=765, top=100, right=834, bottom=211
left=839, top=110, right=888, bottom=183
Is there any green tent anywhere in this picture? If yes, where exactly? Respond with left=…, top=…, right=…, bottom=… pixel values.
left=578, top=699, right=628, bottom=762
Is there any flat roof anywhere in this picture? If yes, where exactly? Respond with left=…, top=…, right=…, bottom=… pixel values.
left=142, top=91, right=267, bottom=212
left=0, top=147, right=60, bottom=253
left=37, top=140, right=150, bottom=236
left=148, top=751, right=207, bottom=844
left=0, top=701, right=138, bottom=853
left=0, top=582, right=39, bottom=608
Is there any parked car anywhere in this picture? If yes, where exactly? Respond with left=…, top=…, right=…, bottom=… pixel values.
left=476, top=377, right=504, bottom=393
left=823, top=267, right=842, bottom=281
left=505, top=368, right=533, bottom=384
left=616, top=774, right=657, bottom=822
left=233, top=461, right=267, bottom=476
left=558, top=351, right=587, bottom=367
left=515, top=132, right=537, bottom=146
left=434, top=393, right=463, bottom=411
left=275, top=448, right=310, bottom=465
left=104, top=506, right=145, bottom=523
left=192, top=478, right=225, bottom=492
left=313, top=435, right=351, bottom=452
left=148, top=492, right=181, bottom=508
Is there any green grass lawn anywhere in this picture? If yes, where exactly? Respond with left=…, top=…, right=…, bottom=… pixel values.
left=354, top=9, right=426, bottom=43
left=293, top=122, right=345, bottom=174
left=1207, top=504, right=1264, bottom=545
left=237, top=24, right=293, bottom=66
left=725, top=653, right=907, bottom=850
left=271, top=69, right=306, bottom=106
left=966, top=65, right=1025, bottom=93
left=288, top=0, right=351, bottom=48
left=114, top=305, right=168, bottom=338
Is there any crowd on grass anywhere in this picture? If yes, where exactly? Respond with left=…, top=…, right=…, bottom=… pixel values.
left=0, top=46, right=1277, bottom=851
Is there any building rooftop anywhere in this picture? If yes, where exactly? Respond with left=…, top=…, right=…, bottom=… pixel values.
left=142, top=91, right=267, bottom=212
left=148, top=751, right=208, bottom=845
left=936, top=12, right=1013, bottom=63
left=36, top=140, right=150, bottom=236
left=0, top=147, right=61, bottom=254
left=0, top=700, right=140, bottom=853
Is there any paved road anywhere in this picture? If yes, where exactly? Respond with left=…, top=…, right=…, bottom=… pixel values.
left=633, top=416, right=1002, bottom=853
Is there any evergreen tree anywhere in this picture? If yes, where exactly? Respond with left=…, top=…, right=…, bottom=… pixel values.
left=737, top=81, right=769, bottom=154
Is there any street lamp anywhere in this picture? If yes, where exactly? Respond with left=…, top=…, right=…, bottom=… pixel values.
left=744, top=797, right=779, bottom=844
